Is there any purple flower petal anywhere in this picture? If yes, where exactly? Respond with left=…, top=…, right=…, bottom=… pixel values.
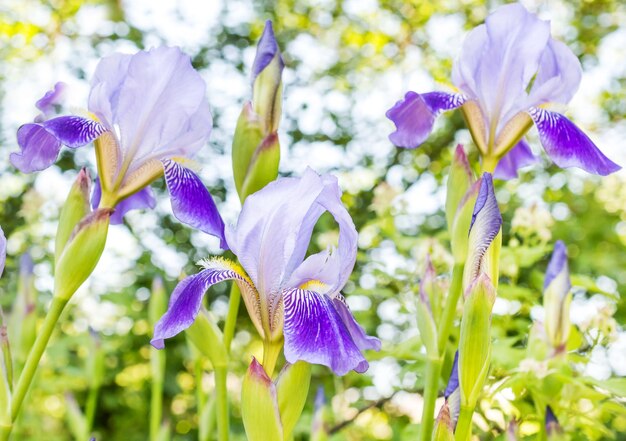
left=91, top=178, right=156, bottom=225
left=386, top=91, right=464, bottom=149
left=529, top=107, right=620, bottom=175
left=444, top=351, right=459, bottom=398
left=333, top=296, right=381, bottom=352
left=452, top=3, right=550, bottom=129
left=494, top=139, right=538, bottom=180
left=283, top=288, right=370, bottom=375
left=528, top=39, right=581, bottom=107
left=35, top=82, right=66, bottom=120
left=88, top=47, right=212, bottom=169
left=544, top=240, right=570, bottom=292
left=162, top=159, right=227, bottom=249
left=251, top=20, right=284, bottom=83
left=11, top=116, right=106, bottom=173
left=151, top=259, right=251, bottom=348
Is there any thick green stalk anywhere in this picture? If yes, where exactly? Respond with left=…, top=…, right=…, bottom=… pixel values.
left=214, top=366, right=229, bottom=441
left=85, top=384, right=99, bottom=433
left=437, top=264, right=464, bottom=351
left=7, top=297, right=69, bottom=438
left=223, top=284, right=240, bottom=354
left=419, top=357, right=442, bottom=441
left=454, top=405, right=474, bottom=441
left=150, top=377, right=164, bottom=441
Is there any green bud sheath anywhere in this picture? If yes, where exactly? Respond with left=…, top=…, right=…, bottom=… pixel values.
left=0, top=327, right=11, bottom=428
left=276, top=361, right=311, bottom=440
left=55, top=168, right=92, bottom=265
left=445, top=145, right=475, bottom=232
left=433, top=403, right=456, bottom=441
left=54, top=208, right=112, bottom=300
left=241, top=357, right=283, bottom=441
left=450, top=182, right=480, bottom=264
left=253, top=55, right=283, bottom=134
left=232, top=102, right=265, bottom=198
left=458, top=275, right=495, bottom=407
left=416, top=301, right=439, bottom=359
left=185, top=309, right=228, bottom=368
left=240, top=132, right=280, bottom=201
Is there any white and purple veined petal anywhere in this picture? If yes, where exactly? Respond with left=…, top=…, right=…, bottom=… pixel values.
left=386, top=91, right=465, bottom=149
left=527, top=107, right=620, bottom=176
left=151, top=258, right=256, bottom=349
left=11, top=117, right=106, bottom=173
left=283, top=288, right=379, bottom=376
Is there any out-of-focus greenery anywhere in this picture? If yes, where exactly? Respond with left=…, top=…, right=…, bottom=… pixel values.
left=0, top=0, right=625, bottom=440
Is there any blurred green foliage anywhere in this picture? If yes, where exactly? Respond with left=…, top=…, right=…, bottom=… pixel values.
left=0, top=0, right=625, bottom=440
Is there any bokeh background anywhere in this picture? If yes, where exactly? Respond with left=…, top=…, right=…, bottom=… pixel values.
left=0, top=0, right=625, bottom=439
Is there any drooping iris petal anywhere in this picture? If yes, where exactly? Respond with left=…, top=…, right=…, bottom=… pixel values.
left=528, top=107, right=620, bottom=175
left=151, top=258, right=252, bottom=348
left=544, top=240, right=569, bottom=292
left=35, top=82, right=66, bottom=121
left=333, top=296, right=381, bottom=352
left=91, top=178, right=156, bottom=225
left=386, top=91, right=465, bottom=149
left=452, top=3, right=550, bottom=130
left=11, top=117, right=106, bottom=173
left=494, top=139, right=538, bottom=180
left=162, top=159, right=227, bottom=249
left=251, top=20, right=284, bottom=82
left=88, top=47, right=212, bottom=169
left=283, top=287, right=369, bottom=375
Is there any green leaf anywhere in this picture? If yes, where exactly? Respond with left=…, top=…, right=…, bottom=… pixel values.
left=276, top=361, right=311, bottom=439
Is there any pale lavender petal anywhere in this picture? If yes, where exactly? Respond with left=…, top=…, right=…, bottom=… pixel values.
left=89, top=47, right=212, bottom=168
left=11, top=116, right=106, bottom=173
left=162, top=159, right=227, bottom=249
left=283, top=288, right=370, bottom=375
left=333, top=295, right=381, bottom=351
left=544, top=240, right=570, bottom=292
left=151, top=259, right=249, bottom=348
left=444, top=351, right=459, bottom=398
left=493, top=139, right=538, bottom=180
left=35, top=82, right=66, bottom=120
left=527, top=39, right=581, bottom=107
left=91, top=178, right=156, bottom=224
left=386, top=91, right=464, bottom=149
left=529, top=107, right=620, bottom=175
left=251, top=20, right=284, bottom=82
left=452, top=4, right=550, bottom=130
left=0, top=226, right=6, bottom=278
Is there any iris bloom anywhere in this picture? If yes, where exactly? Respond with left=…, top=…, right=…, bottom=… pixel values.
left=11, top=47, right=225, bottom=241
left=386, top=3, right=620, bottom=178
left=152, top=168, right=380, bottom=375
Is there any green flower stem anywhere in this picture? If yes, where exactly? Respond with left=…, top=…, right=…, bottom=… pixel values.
left=419, top=357, right=442, bottom=441
left=223, top=283, right=240, bottom=354
left=149, top=374, right=164, bottom=441
left=454, top=405, right=475, bottom=441
left=85, top=382, right=100, bottom=434
left=8, top=296, right=69, bottom=439
left=481, top=156, right=498, bottom=174
left=214, top=365, right=229, bottom=441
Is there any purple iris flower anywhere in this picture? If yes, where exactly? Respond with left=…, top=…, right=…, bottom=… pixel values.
left=34, top=82, right=66, bottom=123
left=11, top=47, right=225, bottom=243
left=152, top=168, right=380, bottom=375
left=386, top=3, right=620, bottom=178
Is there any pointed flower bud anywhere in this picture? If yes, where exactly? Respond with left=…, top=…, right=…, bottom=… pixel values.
left=0, top=323, right=12, bottom=428
left=55, top=168, right=92, bottom=264
left=54, top=208, right=112, bottom=300
left=241, top=357, right=283, bottom=441
left=545, top=406, right=564, bottom=439
left=462, top=173, right=502, bottom=291
left=433, top=403, right=455, bottom=441
left=276, top=361, right=311, bottom=440
left=446, top=145, right=475, bottom=231
left=543, top=241, right=572, bottom=352
left=458, top=275, right=496, bottom=407
left=252, top=20, right=284, bottom=134
left=443, top=351, right=461, bottom=431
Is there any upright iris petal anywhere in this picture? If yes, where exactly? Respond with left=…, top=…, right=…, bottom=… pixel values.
left=387, top=2, right=620, bottom=177
left=12, top=47, right=226, bottom=242
left=153, top=168, right=380, bottom=375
